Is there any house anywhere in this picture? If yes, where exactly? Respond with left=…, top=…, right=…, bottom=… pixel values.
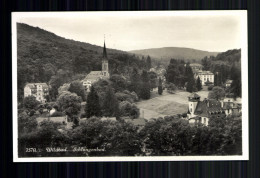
left=24, top=83, right=49, bottom=103
left=194, top=70, right=214, bottom=86
left=225, top=80, right=233, bottom=87
left=82, top=41, right=110, bottom=92
left=187, top=93, right=226, bottom=126
left=220, top=95, right=242, bottom=116
left=187, top=93, right=241, bottom=126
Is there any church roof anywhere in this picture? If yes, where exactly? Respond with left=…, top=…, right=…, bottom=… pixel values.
left=83, top=71, right=103, bottom=81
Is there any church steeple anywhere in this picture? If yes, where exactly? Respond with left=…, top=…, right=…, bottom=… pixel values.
left=102, top=37, right=109, bottom=77
left=103, top=39, right=107, bottom=58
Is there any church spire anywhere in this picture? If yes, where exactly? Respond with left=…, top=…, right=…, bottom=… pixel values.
left=103, top=36, right=107, bottom=58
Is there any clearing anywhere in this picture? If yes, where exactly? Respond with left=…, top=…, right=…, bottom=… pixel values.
left=136, top=88, right=209, bottom=120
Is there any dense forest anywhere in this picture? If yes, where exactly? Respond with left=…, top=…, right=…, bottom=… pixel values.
left=17, top=23, right=147, bottom=101
left=201, top=49, right=241, bottom=97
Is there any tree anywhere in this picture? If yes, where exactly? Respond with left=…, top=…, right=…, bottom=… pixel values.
left=115, top=90, right=138, bottom=103
left=68, top=80, right=87, bottom=101
left=119, top=101, right=140, bottom=119
left=166, top=83, right=177, bottom=94
left=146, top=55, right=152, bottom=70
left=140, top=117, right=193, bottom=155
left=185, top=63, right=197, bottom=92
left=148, top=71, right=158, bottom=90
left=70, top=117, right=143, bottom=156
left=23, top=96, right=40, bottom=110
left=186, top=77, right=196, bottom=93
left=158, top=77, right=163, bottom=95
left=208, top=86, right=225, bottom=100
left=56, top=91, right=82, bottom=120
left=85, top=86, right=101, bottom=118
left=49, top=69, right=71, bottom=100
left=166, top=59, right=186, bottom=87
left=230, top=78, right=241, bottom=98
left=102, top=86, right=119, bottom=117
left=196, top=77, right=202, bottom=91
left=129, top=67, right=142, bottom=96
left=18, top=112, right=38, bottom=136
left=201, top=56, right=211, bottom=70
left=110, top=74, right=127, bottom=92
left=140, top=70, right=151, bottom=99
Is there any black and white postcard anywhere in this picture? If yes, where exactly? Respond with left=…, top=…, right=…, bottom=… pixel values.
left=12, top=11, right=248, bottom=162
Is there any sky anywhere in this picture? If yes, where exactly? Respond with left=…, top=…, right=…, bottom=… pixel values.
left=14, top=11, right=246, bottom=52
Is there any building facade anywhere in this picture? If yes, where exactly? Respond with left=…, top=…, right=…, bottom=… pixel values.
left=187, top=93, right=241, bottom=126
left=194, top=70, right=214, bottom=86
left=82, top=41, right=110, bottom=91
left=24, top=83, right=49, bottom=103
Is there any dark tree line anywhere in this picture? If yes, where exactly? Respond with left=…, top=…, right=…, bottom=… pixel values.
left=18, top=113, right=242, bottom=157
left=165, top=59, right=202, bottom=93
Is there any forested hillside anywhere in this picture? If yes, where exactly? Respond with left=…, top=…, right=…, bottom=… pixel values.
left=201, top=49, right=241, bottom=97
left=17, top=23, right=146, bottom=101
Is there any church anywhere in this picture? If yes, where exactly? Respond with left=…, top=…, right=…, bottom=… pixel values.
left=82, top=41, right=110, bottom=91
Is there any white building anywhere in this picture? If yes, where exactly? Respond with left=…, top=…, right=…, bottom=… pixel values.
left=24, top=83, right=49, bottom=103
left=194, top=70, right=214, bottom=85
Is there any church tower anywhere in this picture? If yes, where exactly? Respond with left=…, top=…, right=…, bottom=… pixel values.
left=102, top=40, right=109, bottom=77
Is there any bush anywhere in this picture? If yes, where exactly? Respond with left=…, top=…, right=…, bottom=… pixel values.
left=208, top=85, right=214, bottom=90
left=166, top=83, right=177, bottom=94
left=80, top=112, right=87, bottom=118
left=115, top=90, right=139, bottom=103
left=50, top=111, right=64, bottom=117
left=119, top=101, right=140, bottom=119
left=29, top=109, right=36, bottom=116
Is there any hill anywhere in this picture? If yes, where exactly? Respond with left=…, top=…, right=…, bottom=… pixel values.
left=129, top=47, right=219, bottom=61
left=17, top=23, right=146, bottom=101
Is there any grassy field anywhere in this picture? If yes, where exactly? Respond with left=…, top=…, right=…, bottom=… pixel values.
left=136, top=88, right=209, bottom=120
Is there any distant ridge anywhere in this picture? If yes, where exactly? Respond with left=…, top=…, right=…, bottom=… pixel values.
left=129, top=47, right=220, bottom=60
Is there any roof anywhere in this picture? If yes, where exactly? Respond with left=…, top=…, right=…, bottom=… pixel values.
left=196, top=70, right=214, bottom=75
left=194, top=99, right=224, bottom=117
left=226, top=80, right=233, bottom=84
left=190, top=63, right=202, bottom=67
left=25, top=83, right=49, bottom=89
left=188, top=116, right=201, bottom=121
left=83, top=71, right=104, bottom=81
left=188, top=93, right=200, bottom=98
left=223, top=102, right=233, bottom=110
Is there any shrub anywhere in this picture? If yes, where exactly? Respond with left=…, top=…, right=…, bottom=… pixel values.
left=50, top=111, right=64, bottom=117
left=119, top=101, right=140, bottom=119
left=166, top=83, right=177, bottom=94
left=80, top=112, right=87, bottom=118
left=208, top=85, right=214, bottom=90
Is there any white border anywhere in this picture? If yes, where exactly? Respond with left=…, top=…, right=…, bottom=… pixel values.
left=12, top=11, right=248, bottom=162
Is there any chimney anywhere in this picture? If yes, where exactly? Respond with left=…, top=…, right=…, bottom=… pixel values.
left=220, top=100, right=224, bottom=108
